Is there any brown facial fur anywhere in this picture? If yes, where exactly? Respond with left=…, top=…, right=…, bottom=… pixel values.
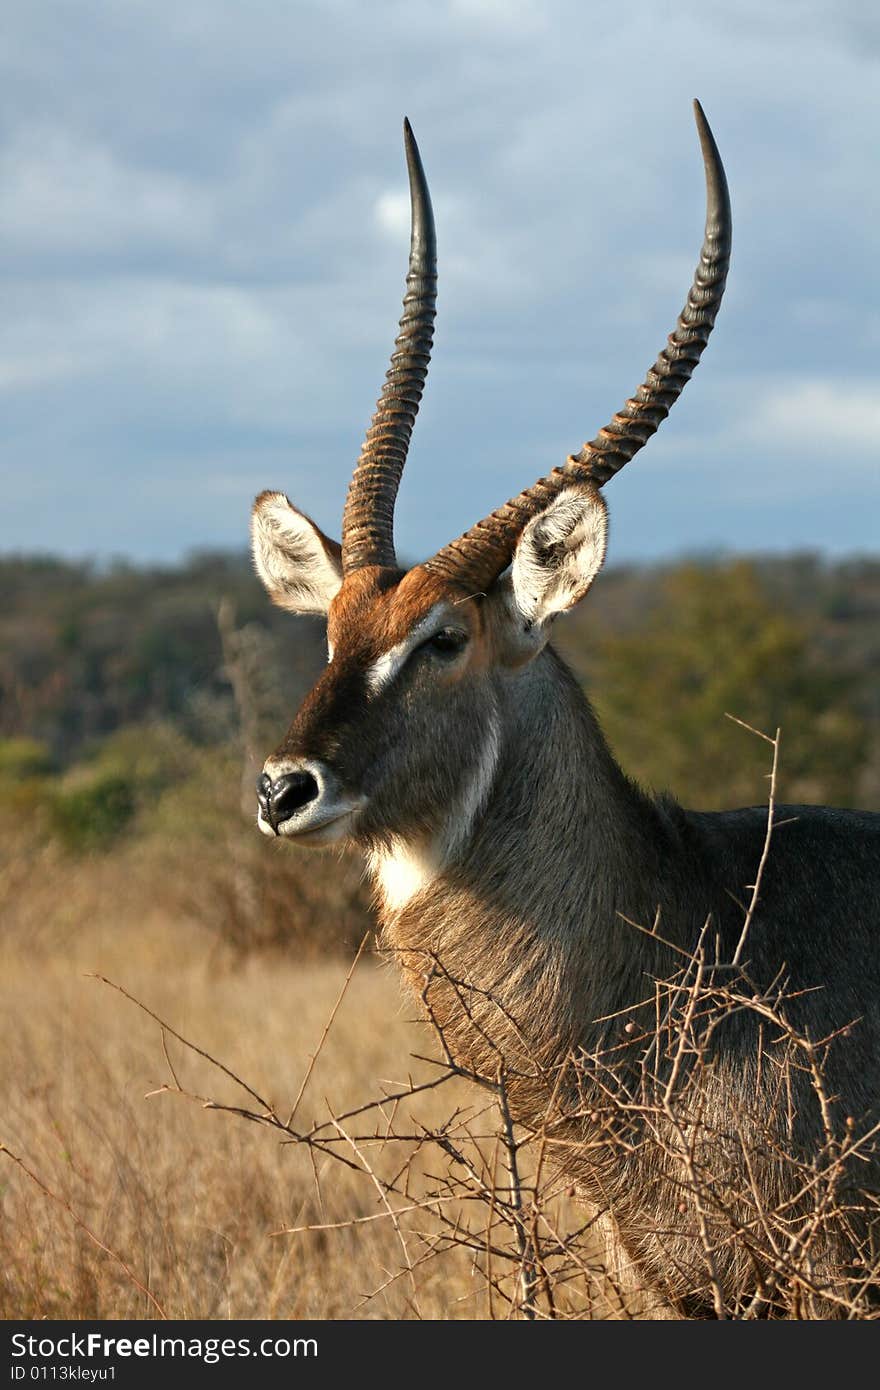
left=270, top=563, right=497, bottom=847
left=325, top=564, right=478, bottom=662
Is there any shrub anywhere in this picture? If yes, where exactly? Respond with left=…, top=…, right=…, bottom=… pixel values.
left=50, top=771, right=136, bottom=851
left=46, top=724, right=194, bottom=852
left=589, top=562, right=868, bottom=809
left=0, top=737, right=53, bottom=781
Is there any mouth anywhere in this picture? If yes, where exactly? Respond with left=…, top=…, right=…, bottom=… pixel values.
left=257, top=806, right=358, bottom=846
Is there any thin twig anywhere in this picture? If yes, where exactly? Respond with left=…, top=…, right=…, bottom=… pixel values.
left=286, top=931, right=371, bottom=1127
left=1, top=1143, right=168, bottom=1319
left=726, top=719, right=781, bottom=966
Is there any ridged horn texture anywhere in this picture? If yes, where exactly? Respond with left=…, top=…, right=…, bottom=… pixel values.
left=341, top=119, right=437, bottom=572
left=425, top=99, right=732, bottom=592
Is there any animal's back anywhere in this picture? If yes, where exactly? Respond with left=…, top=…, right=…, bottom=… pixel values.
left=579, top=801, right=880, bottom=1313
left=688, top=802, right=880, bottom=966
left=682, top=800, right=880, bottom=1119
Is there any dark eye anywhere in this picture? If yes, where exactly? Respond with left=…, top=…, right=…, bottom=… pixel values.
left=424, top=628, right=468, bottom=657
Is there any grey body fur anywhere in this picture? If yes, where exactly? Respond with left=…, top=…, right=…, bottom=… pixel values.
left=382, top=646, right=880, bottom=1315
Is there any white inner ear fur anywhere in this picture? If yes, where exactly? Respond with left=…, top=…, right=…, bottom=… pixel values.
left=511, top=487, right=608, bottom=626
left=251, top=491, right=343, bottom=617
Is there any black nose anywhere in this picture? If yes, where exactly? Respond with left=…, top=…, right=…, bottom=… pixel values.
left=256, top=770, right=320, bottom=831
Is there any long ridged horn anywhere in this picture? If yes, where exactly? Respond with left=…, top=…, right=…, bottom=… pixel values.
left=425, top=100, right=731, bottom=590
left=341, top=119, right=437, bottom=572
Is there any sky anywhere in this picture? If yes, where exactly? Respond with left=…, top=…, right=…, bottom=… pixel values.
left=1, top=0, right=878, bottom=568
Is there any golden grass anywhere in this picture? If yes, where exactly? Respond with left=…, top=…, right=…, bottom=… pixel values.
left=9, top=827, right=877, bottom=1322
left=4, top=807, right=878, bottom=1319
left=0, top=835, right=497, bottom=1319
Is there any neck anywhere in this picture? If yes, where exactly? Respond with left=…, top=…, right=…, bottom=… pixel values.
left=373, top=646, right=692, bottom=1078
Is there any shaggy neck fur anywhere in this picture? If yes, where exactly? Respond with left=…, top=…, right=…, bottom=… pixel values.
left=376, top=647, right=703, bottom=1077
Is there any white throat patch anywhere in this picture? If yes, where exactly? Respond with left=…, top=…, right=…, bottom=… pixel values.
left=368, top=710, right=501, bottom=914
left=369, top=838, right=440, bottom=915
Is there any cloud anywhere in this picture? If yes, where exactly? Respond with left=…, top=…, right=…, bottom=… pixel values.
left=0, top=126, right=213, bottom=259
left=746, top=379, right=880, bottom=458
left=374, top=190, right=411, bottom=238
left=0, top=0, right=876, bottom=563
left=447, top=0, right=548, bottom=35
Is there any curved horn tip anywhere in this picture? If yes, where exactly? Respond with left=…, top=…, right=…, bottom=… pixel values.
left=691, top=98, right=715, bottom=148
left=691, top=99, right=729, bottom=224
left=402, top=116, right=422, bottom=172
left=401, top=117, right=436, bottom=264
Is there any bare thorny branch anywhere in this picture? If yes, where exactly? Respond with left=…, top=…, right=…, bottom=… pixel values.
left=82, top=922, right=880, bottom=1320
left=29, top=721, right=875, bottom=1320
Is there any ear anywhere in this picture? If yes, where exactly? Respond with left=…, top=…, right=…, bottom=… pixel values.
left=250, top=491, right=343, bottom=616
left=511, top=486, right=608, bottom=625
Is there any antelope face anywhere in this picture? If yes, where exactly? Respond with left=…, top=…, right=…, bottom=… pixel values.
left=251, top=485, right=610, bottom=852
left=251, top=520, right=499, bottom=848
left=249, top=108, right=729, bottom=856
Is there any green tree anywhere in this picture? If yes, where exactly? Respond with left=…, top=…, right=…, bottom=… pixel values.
left=0, top=737, right=52, bottom=781
left=590, top=562, right=867, bottom=810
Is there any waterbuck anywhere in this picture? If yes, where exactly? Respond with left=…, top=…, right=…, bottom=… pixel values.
left=249, top=106, right=880, bottom=1316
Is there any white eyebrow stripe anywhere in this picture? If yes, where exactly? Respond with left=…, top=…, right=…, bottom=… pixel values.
left=365, top=603, right=450, bottom=696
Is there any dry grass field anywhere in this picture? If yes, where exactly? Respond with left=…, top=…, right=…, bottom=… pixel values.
left=0, top=831, right=595, bottom=1321
left=5, top=822, right=878, bottom=1320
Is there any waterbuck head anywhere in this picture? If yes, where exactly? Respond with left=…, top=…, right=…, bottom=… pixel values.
left=251, top=106, right=730, bottom=884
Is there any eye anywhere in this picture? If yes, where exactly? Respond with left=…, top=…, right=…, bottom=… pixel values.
left=423, top=627, right=468, bottom=658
